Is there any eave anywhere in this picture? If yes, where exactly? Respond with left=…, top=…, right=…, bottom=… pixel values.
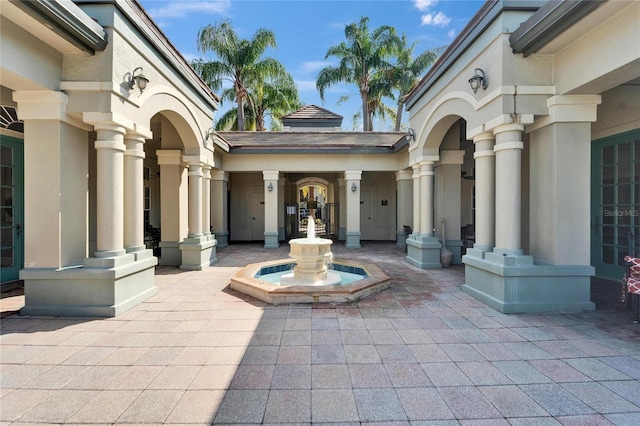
left=10, top=0, right=108, bottom=54
left=509, top=0, right=607, bottom=57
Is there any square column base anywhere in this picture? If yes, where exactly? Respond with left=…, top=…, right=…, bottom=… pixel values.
left=345, top=231, right=361, bottom=249
left=180, top=235, right=217, bottom=270
left=264, top=231, right=280, bottom=249
left=462, top=251, right=595, bottom=313
left=159, top=241, right=181, bottom=266
left=406, top=235, right=442, bottom=268
left=19, top=250, right=158, bottom=317
left=214, top=231, right=229, bottom=248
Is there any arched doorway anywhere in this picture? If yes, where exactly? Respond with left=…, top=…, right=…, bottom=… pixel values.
left=294, top=177, right=337, bottom=239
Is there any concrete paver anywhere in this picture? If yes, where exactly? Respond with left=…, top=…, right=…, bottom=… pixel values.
left=2, top=241, right=640, bottom=424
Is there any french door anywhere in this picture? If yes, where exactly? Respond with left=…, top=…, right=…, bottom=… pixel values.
left=591, top=130, right=640, bottom=279
left=0, top=135, right=24, bottom=283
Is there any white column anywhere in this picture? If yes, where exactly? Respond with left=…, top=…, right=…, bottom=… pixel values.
left=263, top=170, right=280, bottom=248
left=472, top=131, right=495, bottom=251
left=123, top=132, right=147, bottom=253
left=186, top=160, right=203, bottom=238
left=411, top=164, right=421, bottom=234
left=93, top=124, right=127, bottom=257
left=202, top=165, right=212, bottom=236
left=338, top=178, right=347, bottom=240
left=493, top=123, right=524, bottom=253
left=420, top=161, right=435, bottom=237
left=345, top=170, right=362, bottom=248
left=396, top=169, right=413, bottom=238
left=211, top=170, right=229, bottom=247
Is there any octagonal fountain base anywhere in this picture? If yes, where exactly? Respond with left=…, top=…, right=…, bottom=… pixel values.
left=230, top=259, right=391, bottom=304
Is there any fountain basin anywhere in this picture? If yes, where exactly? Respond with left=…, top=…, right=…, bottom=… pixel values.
left=230, top=259, right=390, bottom=304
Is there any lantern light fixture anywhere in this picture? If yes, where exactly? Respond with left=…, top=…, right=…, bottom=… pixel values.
left=468, top=68, right=487, bottom=94
left=268, top=182, right=273, bottom=192
left=129, top=67, right=149, bottom=92
left=351, top=182, right=357, bottom=192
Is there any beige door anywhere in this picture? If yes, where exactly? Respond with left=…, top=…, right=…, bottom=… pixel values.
left=252, top=191, right=265, bottom=241
left=360, top=187, right=373, bottom=240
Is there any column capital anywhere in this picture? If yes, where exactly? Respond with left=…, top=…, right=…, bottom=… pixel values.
left=396, top=170, right=412, bottom=181
left=263, top=170, right=280, bottom=181
left=83, top=112, right=133, bottom=133
left=183, top=155, right=205, bottom=166
left=492, top=122, right=525, bottom=135
left=344, top=170, right=362, bottom=181
left=472, top=132, right=495, bottom=144
left=157, top=150, right=184, bottom=166
left=547, top=94, right=602, bottom=123
left=438, top=150, right=464, bottom=165
left=485, top=114, right=534, bottom=133
left=210, top=170, right=229, bottom=181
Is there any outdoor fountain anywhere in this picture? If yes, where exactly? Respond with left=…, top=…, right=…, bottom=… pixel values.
left=230, top=212, right=390, bottom=304
left=279, top=217, right=342, bottom=286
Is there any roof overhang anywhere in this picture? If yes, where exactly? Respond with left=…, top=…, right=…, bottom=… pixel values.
left=9, top=0, right=108, bottom=55
left=405, top=0, right=543, bottom=110
left=217, top=132, right=411, bottom=155
left=509, top=0, right=607, bottom=57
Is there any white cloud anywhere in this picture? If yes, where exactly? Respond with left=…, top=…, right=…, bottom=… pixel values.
left=413, top=0, right=438, bottom=12
left=299, top=61, right=332, bottom=74
left=181, top=52, right=201, bottom=63
left=421, top=12, right=451, bottom=27
left=144, top=0, right=231, bottom=20
left=295, top=80, right=318, bottom=92
left=447, top=29, right=456, bottom=38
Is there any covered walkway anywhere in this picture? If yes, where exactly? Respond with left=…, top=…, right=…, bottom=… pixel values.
left=1, top=242, right=639, bottom=424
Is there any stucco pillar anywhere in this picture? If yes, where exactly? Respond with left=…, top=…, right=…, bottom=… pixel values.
left=263, top=170, right=280, bottom=248
left=123, top=131, right=149, bottom=254
left=185, top=159, right=204, bottom=238
left=492, top=123, right=524, bottom=255
left=278, top=177, right=286, bottom=241
left=211, top=170, right=229, bottom=247
left=435, top=150, right=464, bottom=264
left=202, top=164, right=212, bottom=236
left=345, top=170, right=361, bottom=248
left=406, top=158, right=441, bottom=268
left=420, top=160, right=435, bottom=237
left=13, top=91, right=88, bottom=269
left=338, top=178, right=347, bottom=240
left=468, top=131, right=495, bottom=255
left=93, top=123, right=128, bottom=257
left=396, top=169, right=413, bottom=248
left=411, top=164, right=421, bottom=234
left=157, top=150, right=187, bottom=265
left=529, top=95, right=601, bottom=265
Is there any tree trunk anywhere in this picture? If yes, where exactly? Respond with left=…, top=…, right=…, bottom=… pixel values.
left=237, top=94, right=245, bottom=131
left=361, top=95, right=370, bottom=132
left=395, top=101, right=403, bottom=131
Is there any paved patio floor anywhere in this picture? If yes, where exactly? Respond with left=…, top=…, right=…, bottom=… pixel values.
left=1, top=242, right=640, bottom=425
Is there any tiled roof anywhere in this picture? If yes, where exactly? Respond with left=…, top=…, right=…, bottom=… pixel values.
left=217, top=131, right=410, bottom=153
left=282, top=105, right=343, bottom=120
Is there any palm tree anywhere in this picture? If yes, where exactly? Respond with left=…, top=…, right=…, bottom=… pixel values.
left=251, top=72, right=301, bottom=131
left=316, top=17, right=397, bottom=132
left=388, top=34, right=441, bottom=131
left=213, top=71, right=301, bottom=131
left=194, top=20, right=283, bottom=131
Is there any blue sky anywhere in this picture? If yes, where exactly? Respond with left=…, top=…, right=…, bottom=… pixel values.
left=138, top=0, right=484, bottom=130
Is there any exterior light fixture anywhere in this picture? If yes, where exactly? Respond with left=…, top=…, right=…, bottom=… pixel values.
left=204, top=127, right=215, bottom=141
left=129, top=67, right=149, bottom=92
left=351, top=183, right=357, bottom=192
left=407, top=128, right=415, bottom=141
left=268, top=182, right=273, bottom=192
left=468, top=68, right=487, bottom=94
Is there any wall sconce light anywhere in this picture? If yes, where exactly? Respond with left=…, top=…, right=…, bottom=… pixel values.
left=351, top=182, right=357, bottom=192
left=204, top=127, right=215, bottom=141
left=407, top=128, right=415, bottom=141
left=129, top=67, right=149, bottom=92
left=468, top=68, right=487, bottom=94
left=268, top=182, right=273, bottom=192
